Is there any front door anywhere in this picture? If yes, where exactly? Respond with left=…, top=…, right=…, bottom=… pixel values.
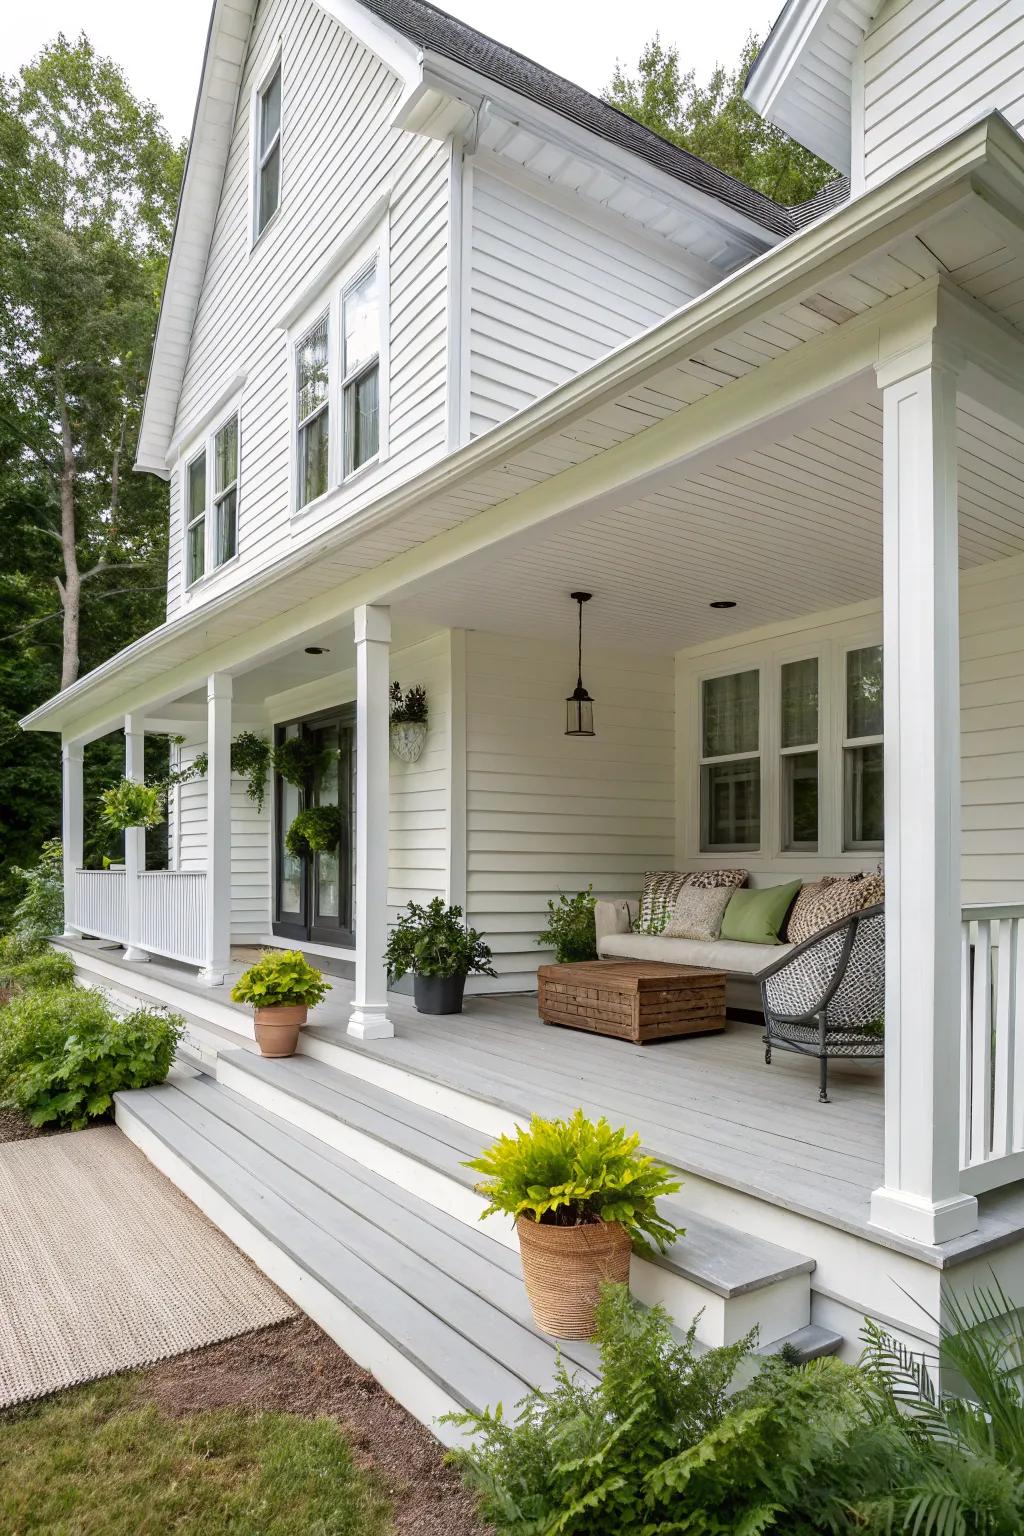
left=273, top=707, right=354, bottom=947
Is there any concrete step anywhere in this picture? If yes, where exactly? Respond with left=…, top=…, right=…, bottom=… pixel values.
left=217, top=1047, right=820, bottom=1351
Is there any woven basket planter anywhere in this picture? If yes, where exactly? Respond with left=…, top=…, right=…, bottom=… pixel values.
left=516, top=1215, right=631, bottom=1338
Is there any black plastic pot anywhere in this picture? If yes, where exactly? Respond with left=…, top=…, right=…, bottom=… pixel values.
left=413, top=972, right=467, bottom=1015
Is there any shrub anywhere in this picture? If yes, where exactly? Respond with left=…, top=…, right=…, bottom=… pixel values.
left=465, top=1109, right=683, bottom=1255
left=389, top=682, right=428, bottom=723
left=384, top=897, right=496, bottom=982
left=536, top=886, right=597, bottom=963
left=0, top=986, right=183, bottom=1128
left=10, top=838, right=65, bottom=941
left=285, top=805, right=343, bottom=860
left=0, top=934, right=76, bottom=999
left=231, top=950, right=329, bottom=1010
left=100, top=779, right=165, bottom=831
left=272, top=736, right=330, bottom=789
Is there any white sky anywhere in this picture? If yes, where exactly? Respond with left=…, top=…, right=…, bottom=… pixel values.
left=4, top=0, right=778, bottom=142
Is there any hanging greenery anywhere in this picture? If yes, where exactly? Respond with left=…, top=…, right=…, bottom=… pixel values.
left=231, top=732, right=272, bottom=812
left=99, top=779, right=166, bottom=831
left=285, top=804, right=343, bottom=861
left=272, top=736, right=331, bottom=789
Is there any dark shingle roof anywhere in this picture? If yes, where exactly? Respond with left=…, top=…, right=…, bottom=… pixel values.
left=356, top=0, right=846, bottom=238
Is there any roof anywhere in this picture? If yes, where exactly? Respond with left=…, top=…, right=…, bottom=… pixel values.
left=356, top=0, right=846, bottom=237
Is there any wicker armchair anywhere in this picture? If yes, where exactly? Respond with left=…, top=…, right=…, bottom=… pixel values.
left=758, top=904, right=884, bottom=1103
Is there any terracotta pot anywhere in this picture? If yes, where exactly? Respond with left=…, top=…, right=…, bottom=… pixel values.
left=253, top=1004, right=307, bottom=1057
left=516, top=1214, right=631, bottom=1338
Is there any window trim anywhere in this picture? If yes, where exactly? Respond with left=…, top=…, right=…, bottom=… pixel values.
left=842, top=642, right=884, bottom=852
left=251, top=52, right=283, bottom=248
left=698, top=665, right=762, bottom=854
left=177, top=398, right=243, bottom=597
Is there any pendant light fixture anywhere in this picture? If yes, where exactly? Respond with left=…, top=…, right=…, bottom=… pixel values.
left=565, top=591, right=595, bottom=737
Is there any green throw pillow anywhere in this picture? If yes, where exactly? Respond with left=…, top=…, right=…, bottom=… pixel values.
left=720, top=882, right=803, bottom=945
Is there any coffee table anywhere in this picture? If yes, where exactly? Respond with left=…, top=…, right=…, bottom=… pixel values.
left=537, top=959, right=727, bottom=1045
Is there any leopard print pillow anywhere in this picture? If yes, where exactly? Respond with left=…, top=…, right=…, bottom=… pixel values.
left=786, top=873, right=885, bottom=946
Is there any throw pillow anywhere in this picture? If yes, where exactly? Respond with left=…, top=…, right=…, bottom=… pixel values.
left=684, top=868, right=749, bottom=892
left=786, top=872, right=885, bottom=945
left=663, top=885, right=734, bottom=942
left=720, top=881, right=803, bottom=946
left=638, top=869, right=749, bottom=933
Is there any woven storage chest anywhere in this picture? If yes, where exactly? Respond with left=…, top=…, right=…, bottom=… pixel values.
left=537, top=960, right=727, bottom=1045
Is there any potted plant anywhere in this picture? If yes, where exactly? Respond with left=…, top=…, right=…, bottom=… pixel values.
left=272, top=735, right=330, bottom=789
left=467, top=1110, right=684, bottom=1338
left=99, top=779, right=166, bottom=830
left=390, top=682, right=428, bottom=763
left=384, top=896, right=496, bottom=1014
left=231, top=949, right=330, bottom=1057
left=536, top=885, right=598, bottom=963
left=285, top=804, right=343, bottom=861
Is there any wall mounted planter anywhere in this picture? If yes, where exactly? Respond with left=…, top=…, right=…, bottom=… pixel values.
left=390, top=720, right=427, bottom=763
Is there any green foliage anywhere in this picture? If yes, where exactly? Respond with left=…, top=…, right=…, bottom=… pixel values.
left=384, top=897, right=496, bottom=982
left=231, top=730, right=272, bottom=812
left=285, top=804, right=343, bottom=861
left=99, top=777, right=165, bottom=830
left=0, top=932, right=75, bottom=996
left=231, top=950, right=330, bottom=1010
left=0, top=985, right=182, bottom=1127
left=10, top=836, right=64, bottom=939
left=536, top=886, right=597, bottom=963
left=606, top=33, right=836, bottom=205
left=390, top=681, right=429, bottom=723
left=272, top=735, right=331, bottom=789
left=466, top=1109, right=683, bottom=1255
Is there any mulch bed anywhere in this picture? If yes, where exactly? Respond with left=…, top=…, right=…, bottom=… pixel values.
left=0, top=1106, right=62, bottom=1142
left=141, top=1316, right=491, bottom=1536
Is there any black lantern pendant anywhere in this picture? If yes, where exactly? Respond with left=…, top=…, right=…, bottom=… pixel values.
left=565, top=591, right=595, bottom=737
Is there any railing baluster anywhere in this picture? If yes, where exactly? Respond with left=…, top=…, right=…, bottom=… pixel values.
left=992, top=918, right=1017, bottom=1159
left=971, top=920, right=993, bottom=1162
left=960, top=921, right=973, bottom=1170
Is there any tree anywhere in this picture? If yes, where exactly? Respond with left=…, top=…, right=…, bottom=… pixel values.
left=606, top=34, right=836, bottom=206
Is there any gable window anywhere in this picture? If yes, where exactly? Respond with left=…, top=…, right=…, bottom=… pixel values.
left=342, top=262, right=380, bottom=473
left=296, top=313, right=330, bottom=509
left=182, top=409, right=240, bottom=588
left=185, top=450, right=206, bottom=585
left=700, top=669, right=760, bottom=851
left=255, top=63, right=282, bottom=239
left=844, top=645, right=883, bottom=850
left=213, top=415, right=238, bottom=565
left=780, top=657, right=818, bottom=851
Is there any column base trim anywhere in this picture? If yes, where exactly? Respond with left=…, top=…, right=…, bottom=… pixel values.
left=347, top=1005, right=394, bottom=1040
left=123, top=946, right=151, bottom=964
left=869, top=1185, right=978, bottom=1246
left=198, top=967, right=227, bottom=988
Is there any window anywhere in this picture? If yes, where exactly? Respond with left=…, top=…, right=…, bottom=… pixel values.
left=780, top=657, right=818, bottom=851
left=296, top=313, right=330, bottom=509
left=213, top=416, right=238, bottom=565
left=342, top=262, right=380, bottom=473
left=844, top=645, right=884, bottom=849
left=255, top=64, right=282, bottom=238
left=700, top=669, right=760, bottom=851
left=185, top=449, right=206, bottom=585
left=181, top=410, right=240, bottom=587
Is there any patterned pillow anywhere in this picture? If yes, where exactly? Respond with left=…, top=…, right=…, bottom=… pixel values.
left=786, top=873, right=885, bottom=945
left=637, top=869, right=748, bottom=934
left=663, top=886, right=734, bottom=942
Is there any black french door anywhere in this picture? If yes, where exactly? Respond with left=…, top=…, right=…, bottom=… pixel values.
left=273, top=705, right=355, bottom=947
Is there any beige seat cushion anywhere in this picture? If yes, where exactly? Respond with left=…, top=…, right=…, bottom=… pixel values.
left=599, top=931, right=791, bottom=976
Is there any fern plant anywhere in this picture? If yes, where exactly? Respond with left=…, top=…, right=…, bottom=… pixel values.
left=285, top=805, right=343, bottom=860
left=99, top=779, right=165, bottom=830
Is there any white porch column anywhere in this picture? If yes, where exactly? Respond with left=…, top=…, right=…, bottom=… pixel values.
left=122, top=715, right=150, bottom=963
left=348, top=604, right=394, bottom=1039
left=869, top=342, right=978, bottom=1245
left=201, top=673, right=232, bottom=986
left=61, top=739, right=84, bottom=937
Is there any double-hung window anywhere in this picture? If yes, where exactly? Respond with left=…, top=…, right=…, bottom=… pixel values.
left=213, top=415, right=238, bottom=565
left=700, top=669, right=760, bottom=851
left=844, top=645, right=884, bottom=849
left=780, top=657, right=819, bottom=851
left=183, top=410, right=240, bottom=588
left=342, top=261, right=380, bottom=474
left=255, top=64, right=282, bottom=239
left=296, top=313, right=330, bottom=509
left=185, top=450, right=207, bottom=586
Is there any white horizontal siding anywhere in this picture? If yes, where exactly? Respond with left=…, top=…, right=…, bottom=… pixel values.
left=167, top=737, right=271, bottom=943
left=468, top=168, right=704, bottom=438
left=859, top=0, right=1024, bottom=189
left=389, top=632, right=453, bottom=910
left=465, top=631, right=676, bottom=989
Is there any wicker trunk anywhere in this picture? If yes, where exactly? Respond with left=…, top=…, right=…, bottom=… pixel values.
left=537, top=960, right=726, bottom=1044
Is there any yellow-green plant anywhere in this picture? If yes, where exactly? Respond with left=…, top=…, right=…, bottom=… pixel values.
left=99, top=778, right=165, bottom=831
left=466, top=1109, right=684, bottom=1255
left=231, top=950, right=329, bottom=1010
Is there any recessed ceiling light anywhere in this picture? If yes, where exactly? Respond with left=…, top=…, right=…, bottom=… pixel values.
left=709, top=600, right=737, bottom=610
left=304, top=645, right=328, bottom=655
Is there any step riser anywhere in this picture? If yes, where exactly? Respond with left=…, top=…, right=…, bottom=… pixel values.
left=115, top=1099, right=471, bottom=1447
left=219, top=1057, right=810, bottom=1349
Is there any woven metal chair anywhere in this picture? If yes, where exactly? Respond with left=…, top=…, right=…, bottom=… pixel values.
left=758, top=904, right=884, bottom=1103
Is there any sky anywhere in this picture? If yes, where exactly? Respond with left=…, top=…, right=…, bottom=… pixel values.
left=4, top=0, right=778, bottom=142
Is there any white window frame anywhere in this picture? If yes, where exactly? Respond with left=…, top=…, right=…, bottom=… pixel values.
left=842, top=642, right=884, bottom=852
left=698, top=665, right=762, bottom=854
left=779, top=654, right=820, bottom=854
left=251, top=52, right=283, bottom=247
left=178, top=401, right=242, bottom=595
left=184, top=446, right=207, bottom=588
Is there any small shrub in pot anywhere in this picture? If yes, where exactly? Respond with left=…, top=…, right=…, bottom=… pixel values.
left=384, top=897, right=496, bottom=1014
left=466, top=1109, right=684, bottom=1337
left=231, top=950, right=330, bottom=1057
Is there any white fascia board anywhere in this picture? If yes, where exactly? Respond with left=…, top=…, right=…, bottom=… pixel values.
left=22, top=115, right=1021, bottom=739
left=744, top=0, right=859, bottom=172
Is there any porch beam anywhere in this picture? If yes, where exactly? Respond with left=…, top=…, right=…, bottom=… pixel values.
left=201, top=673, right=232, bottom=986
left=60, top=739, right=84, bottom=938
left=123, top=715, right=149, bottom=964
left=348, top=604, right=394, bottom=1040
left=869, top=336, right=978, bottom=1245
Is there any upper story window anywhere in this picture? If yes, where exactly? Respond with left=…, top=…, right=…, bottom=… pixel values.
left=296, top=314, right=329, bottom=509
left=342, top=263, right=380, bottom=474
left=700, top=669, right=760, bottom=852
left=844, top=645, right=883, bottom=850
left=183, top=410, right=240, bottom=588
left=255, top=62, right=282, bottom=240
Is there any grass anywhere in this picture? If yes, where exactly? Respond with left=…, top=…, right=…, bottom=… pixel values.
left=0, top=1372, right=393, bottom=1535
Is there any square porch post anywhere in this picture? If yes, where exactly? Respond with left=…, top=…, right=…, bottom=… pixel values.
left=348, top=603, right=394, bottom=1039
left=201, top=673, right=232, bottom=986
left=869, top=341, right=978, bottom=1245
left=60, top=739, right=84, bottom=937
left=123, top=714, right=149, bottom=963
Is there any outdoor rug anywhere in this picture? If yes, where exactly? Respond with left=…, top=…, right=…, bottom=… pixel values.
left=0, top=1123, right=294, bottom=1406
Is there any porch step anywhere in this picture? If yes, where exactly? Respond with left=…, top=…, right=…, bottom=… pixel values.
left=216, top=1048, right=817, bottom=1350
left=114, top=1073, right=601, bottom=1445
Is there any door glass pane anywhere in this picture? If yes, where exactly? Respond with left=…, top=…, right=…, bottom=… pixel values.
left=315, top=730, right=340, bottom=920
left=781, top=658, right=818, bottom=748
left=783, top=750, right=818, bottom=850
left=847, top=646, right=883, bottom=739
left=343, top=263, right=378, bottom=376
left=701, top=757, right=760, bottom=850
left=279, top=774, right=301, bottom=917
left=845, top=743, right=884, bottom=848
left=345, top=364, right=379, bottom=471
left=702, top=670, right=758, bottom=758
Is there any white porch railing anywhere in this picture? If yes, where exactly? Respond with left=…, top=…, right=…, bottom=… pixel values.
left=73, top=869, right=128, bottom=945
left=960, top=904, right=1024, bottom=1194
left=138, top=871, right=207, bottom=966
